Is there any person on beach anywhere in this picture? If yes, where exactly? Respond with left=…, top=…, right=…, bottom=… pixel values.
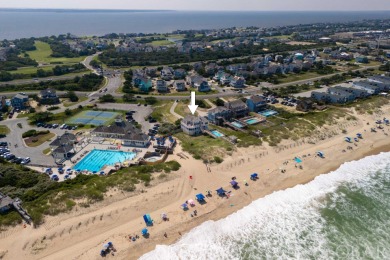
left=164, top=232, right=167, bottom=238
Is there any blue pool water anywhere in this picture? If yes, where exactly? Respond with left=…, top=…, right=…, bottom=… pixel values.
left=231, top=122, right=244, bottom=128
left=259, top=110, right=278, bottom=117
left=73, top=149, right=136, bottom=172
left=211, top=130, right=224, bottom=137
left=245, top=118, right=260, bottom=125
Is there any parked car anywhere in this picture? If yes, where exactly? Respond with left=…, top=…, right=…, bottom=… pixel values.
left=52, top=124, right=59, bottom=128
left=0, top=142, right=8, bottom=146
left=5, top=154, right=15, bottom=160
left=21, top=157, right=31, bottom=165
left=14, top=157, right=24, bottom=164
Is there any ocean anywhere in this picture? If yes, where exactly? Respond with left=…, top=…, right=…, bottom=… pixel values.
left=1, top=10, right=390, bottom=40
left=140, top=152, right=390, bottom=260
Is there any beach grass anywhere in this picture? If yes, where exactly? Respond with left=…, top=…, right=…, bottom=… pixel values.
left=150, top=101, right=177, bottom=123
left=26, top=41, right=86, bottom=64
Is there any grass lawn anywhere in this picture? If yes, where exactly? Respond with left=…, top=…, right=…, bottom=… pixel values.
left=150, top=101, right=177, bottom=123
left=175, top=132, right=234, bottom=160
left=26, top=41, right=86, bottom=64
left=0, top=125, right=10, bottom=135
left=149, top=40, right=174, bottom=46
left=63, top=96, right=88, bottom=107
left=174, top=101, right=197, bottom=118
left=24, top=132, right=56, bottom=147
left=9, top=66, right=53, bottom=75
left=277, top=72, right=322, bottom=84
left=42, top=147, right=52, bottom=155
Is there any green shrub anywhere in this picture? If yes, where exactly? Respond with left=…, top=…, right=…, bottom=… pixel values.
left=214, top=156, right=223, bottom=164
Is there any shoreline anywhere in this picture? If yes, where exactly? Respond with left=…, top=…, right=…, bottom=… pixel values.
left=1, top=108, right=390, bottom=259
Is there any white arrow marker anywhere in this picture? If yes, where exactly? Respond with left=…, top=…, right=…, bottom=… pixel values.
left=188, top=91, right=198, bottom=115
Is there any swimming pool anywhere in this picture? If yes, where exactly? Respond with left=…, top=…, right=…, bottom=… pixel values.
left=259, top=110, right=278, bottom=117
left=231, top=122, right=244, bottom=128
left=73, top=149, right=136, bottom=172
left=211, top=130, right=224, bottom=137
left=245, top=118, right=260, bottom=125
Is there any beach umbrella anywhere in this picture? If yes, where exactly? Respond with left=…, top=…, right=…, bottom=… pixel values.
left=103, top=243, right=110, bottom=250
left=64, top=175, right=70, bottom=180
left=230, top=180, right=238, bottom=187
left=181, top=203, right=188, bottom=209
left=100, top=171, right=105, bottom=175
left=142, top=228, right=148, bottom=235
left=188, top=199, right=195, bottom=206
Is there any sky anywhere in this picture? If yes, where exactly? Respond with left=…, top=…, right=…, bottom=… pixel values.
left=0, top=0, right=389, bottom=11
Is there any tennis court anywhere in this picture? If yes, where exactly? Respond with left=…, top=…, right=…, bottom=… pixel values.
left=66, top=110, right=119, bottom=126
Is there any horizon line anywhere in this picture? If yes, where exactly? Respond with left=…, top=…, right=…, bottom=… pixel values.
left=1, top=8, right=390, bottom=12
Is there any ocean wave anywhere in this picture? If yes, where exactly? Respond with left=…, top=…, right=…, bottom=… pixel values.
left=140, top=152, right=390, bottom=260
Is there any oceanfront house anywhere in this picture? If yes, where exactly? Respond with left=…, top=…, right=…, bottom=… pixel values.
left=230, top=76, right=246, bottom=88
left=186, top=75, right=211, bottom=92
left=156, top=80, right=168, bottom=92
left=92, top=116, right=149, bottom=147
left=246, top=95, right=267, bottom=112
left=368, top=75, right=390, bottom=86
left=207, top=106, right=233, bottom=125
left=161, top=67, right=174, bottom=80
left=11, top=93, right=29, bottom=110
left=334, top=86, right=371, bottom=99
left=224, top=100, right=249, bottom=118
left=49, top=132, right=77, bottom=160
left=0, top=194, right=14, bottom=213
left=174, top=80, right=186, bottom=91
left=351, top=81, right=386, bottom=95
left=311, top=91, right=350, bottom=104
left=133, top=75, right=152, bottom=92
left=39, top=88, right=60, bottom=105
left=181, top=115, right=209, bottom=136
left=327, top=88, right=355, bottom=102
left=296, top=98, right=314, bottom=112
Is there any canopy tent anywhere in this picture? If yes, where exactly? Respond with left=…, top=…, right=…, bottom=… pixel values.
left=142, top=228, right=148, bottom=235
left=230, top=180, right=238, bottom=187
left=250, top=173, right=258, bottom=180
left=195, top=193, right=205, bottom=201
left=216, top=188, right=226, bottom=196
left=143, top=214, right=153, bottom=226
left=187, top=199, right=195, bottom=206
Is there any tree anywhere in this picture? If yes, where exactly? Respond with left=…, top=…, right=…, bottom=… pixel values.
left=215, top=98, right=225, bottom=106
left=31, top=112, right=53, bottom=123
left=65, top=109, right=72, bottom=116
left=67, top=91, right=79, bottom=102
left=99, top=94, right=115, bottom=103
left=123, top=94, right=136, bottom=103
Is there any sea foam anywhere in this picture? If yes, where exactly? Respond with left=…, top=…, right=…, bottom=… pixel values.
left=140, top=152, right=390, bottom=260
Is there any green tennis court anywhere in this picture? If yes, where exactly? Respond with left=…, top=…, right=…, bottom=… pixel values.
left=66, top=110, right=119, bottom=126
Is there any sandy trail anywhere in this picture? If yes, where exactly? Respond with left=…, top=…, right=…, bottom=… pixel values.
left=1, top=107, right=390, bottom=260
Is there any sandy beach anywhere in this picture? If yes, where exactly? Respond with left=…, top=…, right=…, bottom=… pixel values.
left=1, top=106, right=390, bottom=260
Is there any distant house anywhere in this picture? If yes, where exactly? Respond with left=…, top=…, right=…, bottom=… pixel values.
left=213, top=71, right=231, bottom=85
left=49, top=132, right=77, bottom=160
left=156, top=80, right=168, bottom=92
left=334, top=86, right=370, bottom=99
left=161, top=67, right=174, bottom=80
left=224, top=100, right=249, bottom=118
left=246, top=95, right=267, bottom=112
left=174, top=69, right=187, bottom=79
left=11, top=93, right=29, bottom=110
left=133, top=75, right=152, bottom=92
left=145, top=67, right=157, bottom=77
left=205, top=63, right=218, bottom=75
left=92, top=116, right=149, bottom=147
left=352, top=81, right=386, bottom=95
left=207, top=106, right=233, bottom=125
left=296, top=98, right=314, bottom=112
left=327, top=87, right=355, bottom=102
left=39, top=88, right=60, bottom=105
left=186, top=75, right=210, bottom=92
left=355, top=56, right=369, bottom=64
left=230, top=76, right=246, bottom=88
left=311, top=91, right=350, bottom=104
left=181, top=115, right=209, bottom=136
left=174, top=80, right=186, bottom=91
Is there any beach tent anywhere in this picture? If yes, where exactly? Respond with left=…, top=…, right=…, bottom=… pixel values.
left=317, top=151, right=325, bottom=158
left=142, top=228, right=148, bottom=236
left=188, top=199, right=195, bottom=206
left=294, top=157, right=302, bottom=163
left=357, top=133, right=363, bottom=139
left=143, top=214, right=153, bottom=226
left=181, top=203, right=189, bottom=210
left=250, top=173, right=258, bottom=180
left=230, top=180, right=238, bottom=187
left=344, top=137, right=351, bottom=142
left=195, top=193, right=205, bottom=202
left=216, top=188, right=226, bottom=196
left=354, top=137, right=359, bottom=142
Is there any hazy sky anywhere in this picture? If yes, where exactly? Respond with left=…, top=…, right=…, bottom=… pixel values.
left=1, top=0, right=389, bottom=11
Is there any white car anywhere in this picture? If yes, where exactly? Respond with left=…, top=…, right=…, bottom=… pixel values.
left=21, top=157, right=31, bottom=165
